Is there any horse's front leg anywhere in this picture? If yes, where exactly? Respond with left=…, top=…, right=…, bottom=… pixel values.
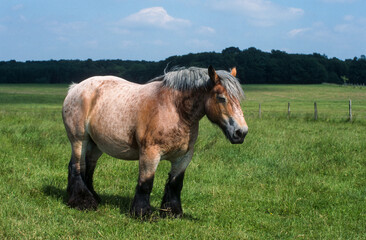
left=130, top=148, right=160, bottom=217
left=161, top=151, right=193, bottom=218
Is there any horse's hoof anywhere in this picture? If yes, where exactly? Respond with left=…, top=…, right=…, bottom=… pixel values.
left=68, top=190, right=98, bottom=210
left=130, top=205, right=151, bottom=218
left=160, top=204, right=183, bottom=218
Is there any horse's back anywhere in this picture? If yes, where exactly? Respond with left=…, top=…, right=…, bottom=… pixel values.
left=67, top=76, right=137, bottom=95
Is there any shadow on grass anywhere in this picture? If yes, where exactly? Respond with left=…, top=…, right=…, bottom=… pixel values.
left=42, top=185, right=68, bottom=203
left=42, top=185, right=131, bottom=213
left=42, top=185, right=198, bottom=221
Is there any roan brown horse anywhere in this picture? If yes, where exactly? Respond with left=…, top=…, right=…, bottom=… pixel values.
left=62, top=66, right=248, bottom=217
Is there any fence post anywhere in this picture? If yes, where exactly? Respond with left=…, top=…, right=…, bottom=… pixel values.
left=288, top=102, right=290, bottom=119
left=314, top=102, right=318, bottom=120
left=259, top=103, right=261, bottom=119
left=349, top=99, right=352, bottom=121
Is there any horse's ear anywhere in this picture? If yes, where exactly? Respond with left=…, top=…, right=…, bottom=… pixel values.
left=208, top=65, right=220, bottom=84
left=230, top=67, right=237, bottom=77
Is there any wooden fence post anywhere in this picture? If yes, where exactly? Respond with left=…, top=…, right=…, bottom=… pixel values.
left=259, top=103, right=261, bottom=119
left=288, top=102, right=290, bottom=119
left=314, top=102, right=318, bottom=120
left=349, top=99, right=352, bottom=121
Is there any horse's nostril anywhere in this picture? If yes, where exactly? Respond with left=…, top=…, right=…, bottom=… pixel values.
left=235, top=129, right=244, bottom=138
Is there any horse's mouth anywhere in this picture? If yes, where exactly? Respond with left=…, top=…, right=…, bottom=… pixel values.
left=230, top=136, right=245, bottom=144
left=224, top=128, right=246, bottom=144
left=226, top=132, right=245, bottom=144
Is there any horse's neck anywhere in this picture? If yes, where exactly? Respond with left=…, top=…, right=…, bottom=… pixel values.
left=174, top=89, right=206, bottom=126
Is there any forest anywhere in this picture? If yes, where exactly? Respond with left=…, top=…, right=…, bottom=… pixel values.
left=1, top=47, right=365, bottom=85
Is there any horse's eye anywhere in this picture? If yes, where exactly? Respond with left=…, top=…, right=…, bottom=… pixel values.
left=216, top=95, right=226, bottom=103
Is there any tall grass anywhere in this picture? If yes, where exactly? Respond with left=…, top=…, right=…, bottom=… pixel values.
left=0, top=84, right=365, bottom=239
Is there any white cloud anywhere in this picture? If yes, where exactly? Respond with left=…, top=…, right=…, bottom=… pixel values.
left=197, top=26, right=216, bottom=34
left=334, top=23, right=352, bottom=33
left=284, top=22, right=330, bottom=42
left=285, top=16, right=366, bottom=57
left=121, top=7, right=191, bottom=30
left=210, top=0, right=304, bottom=27
left=288, top=7, right=304, bottom=16
left=334, top=17, right=366, bottom=34
left=287, top=28, right=311, bottom=37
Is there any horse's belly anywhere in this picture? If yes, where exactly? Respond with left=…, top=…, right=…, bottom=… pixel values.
left=87, top=121, right=139, bottom=160
left=102, top=144, right=139, bottom=160
left=92, top=135, right=139, bottom=160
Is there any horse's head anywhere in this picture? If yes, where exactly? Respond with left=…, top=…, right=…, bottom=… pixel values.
left=205, top=66, right=248, bottom=144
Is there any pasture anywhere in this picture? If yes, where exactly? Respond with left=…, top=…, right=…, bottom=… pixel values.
left=0, top=83, right=365, bottom=239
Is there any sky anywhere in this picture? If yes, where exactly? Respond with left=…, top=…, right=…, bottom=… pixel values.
left=1, top=0, right=366, bottom=61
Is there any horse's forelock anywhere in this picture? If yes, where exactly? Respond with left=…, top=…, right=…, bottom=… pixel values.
left=216, top=70, right=245, bottom=100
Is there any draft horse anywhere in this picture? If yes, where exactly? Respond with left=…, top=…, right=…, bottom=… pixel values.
left=62, top=66, right=248, bottom=217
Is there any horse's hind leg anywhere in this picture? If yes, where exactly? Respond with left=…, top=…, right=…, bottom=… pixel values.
left=67, top=139, right=98, bottom=210
left=84, top=140, right=102, bottom=203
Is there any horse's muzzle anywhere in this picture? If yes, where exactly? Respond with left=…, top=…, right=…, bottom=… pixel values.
left=224, top=119, right=248, bottom=144
left=227, top=127, right=248, bottom=144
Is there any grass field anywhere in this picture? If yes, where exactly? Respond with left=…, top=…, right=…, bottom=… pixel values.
left=0, top=84, right=365, bottom=239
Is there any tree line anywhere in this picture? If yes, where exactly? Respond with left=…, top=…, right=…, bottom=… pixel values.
left=1, top=47, right=365, bottom=85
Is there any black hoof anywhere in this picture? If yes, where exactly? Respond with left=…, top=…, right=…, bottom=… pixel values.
left=130, top=205, right=151, bottom=218
left=67, top=177, right=98, bottom=210
left=68, top=189, right=98, bottom=210
left=160, top=202, right=183, bottom=218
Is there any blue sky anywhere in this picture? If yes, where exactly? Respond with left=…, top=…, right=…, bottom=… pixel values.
left=1, top=0, right=365, bottom=61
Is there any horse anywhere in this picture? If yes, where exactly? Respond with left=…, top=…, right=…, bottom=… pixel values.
left=62, top=66, right=248, bottom=217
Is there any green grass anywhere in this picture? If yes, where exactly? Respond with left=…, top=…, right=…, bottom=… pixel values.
left=243, top=84, right=366, bottom=121
left=0, top=84, right=365, bottom=239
